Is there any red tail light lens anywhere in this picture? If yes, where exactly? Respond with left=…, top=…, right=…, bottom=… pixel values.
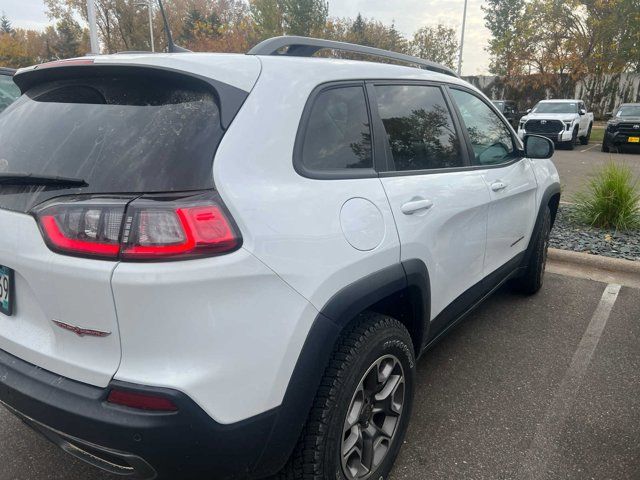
left=34, top=198, right=127, bottom=259
left=121, top=203, right=239, bottom=260
left=33, top=192, right=241, bottom=261
left=107, top=389, right=178, bottom=412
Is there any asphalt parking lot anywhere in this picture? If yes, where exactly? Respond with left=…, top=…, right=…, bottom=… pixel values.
left=552, top=143, right=640, bottom=199
left=1, top=273, right=638, bottom=480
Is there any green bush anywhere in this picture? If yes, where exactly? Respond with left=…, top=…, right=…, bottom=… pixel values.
left=573, top=163, right=640, bottom=230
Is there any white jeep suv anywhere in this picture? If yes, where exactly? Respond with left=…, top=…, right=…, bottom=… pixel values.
left=0, top=37, right=560, bottom=480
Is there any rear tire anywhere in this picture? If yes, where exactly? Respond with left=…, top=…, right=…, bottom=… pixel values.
left=512, top=206, right=551, bottom=295
left=276, top=313, right=415, bottom=480
left=579, top=124, right=592, bottom=145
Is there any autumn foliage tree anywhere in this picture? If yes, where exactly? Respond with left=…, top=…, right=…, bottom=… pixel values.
left=1, top=0, right=462, bottom=70
left=0, top=13, right=88, bottom=68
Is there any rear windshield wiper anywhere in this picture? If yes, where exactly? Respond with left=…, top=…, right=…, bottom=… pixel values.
left=0, top=173, right=88, bottom=188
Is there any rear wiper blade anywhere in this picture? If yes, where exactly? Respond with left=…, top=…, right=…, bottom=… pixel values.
left=0, top=173, right=88, bottom=187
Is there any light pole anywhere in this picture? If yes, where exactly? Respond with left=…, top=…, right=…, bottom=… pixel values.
left=86, top=0, right=99, bottom=54
left=457, top=0, right=468, bottom=76
left=136, top=0, right=155, bottom=52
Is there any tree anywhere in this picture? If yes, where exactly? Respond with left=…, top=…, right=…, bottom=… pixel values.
left=52, top=15, right=86, bottom=59
left=280, top=0, right=328, bottom=36
left=410, top=24, right=459, bottom=69
left=350, top=12, right=366, bottom=44
left=0, top=12, right=13, bottom=34
left=483, top=0, right=528, bottom=76
left=250, top=0, right=283, bottom=38
left=386, top=21, right=408, bottom=54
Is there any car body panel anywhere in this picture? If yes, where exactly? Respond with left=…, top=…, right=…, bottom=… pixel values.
left=480, top=159, right=538, bottom=275
left=380, top=171, right=489, bottom=318
left=0, top=209, right=121, bottom=387
left=111, top=248, right=318, bottom=424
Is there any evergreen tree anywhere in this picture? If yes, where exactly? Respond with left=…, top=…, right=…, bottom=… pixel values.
left=0, top=13, right=14, bottom=35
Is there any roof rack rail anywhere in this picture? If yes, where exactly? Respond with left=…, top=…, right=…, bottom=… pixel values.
left=247, top=36, right=459, bottom=78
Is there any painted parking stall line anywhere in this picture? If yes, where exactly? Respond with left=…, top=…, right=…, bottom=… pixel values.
left=579, top=143, right=599, bottom=153
left=518, top=283, right=622, bottom=480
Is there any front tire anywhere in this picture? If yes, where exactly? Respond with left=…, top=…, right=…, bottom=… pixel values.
left=579, top=124, right=592, bottom=145
left=601, top=138, right=610, bottom=152
left=278, top=313, right=415, bottom=480
left=513, top=206, right=551, bottom=295
left=566, top=128, right=578, bottom=150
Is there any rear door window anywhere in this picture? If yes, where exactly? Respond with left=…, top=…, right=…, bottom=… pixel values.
left=0, top=72, right=230, bottom=194
left=300, top=85, right=373, bottom=172
left=374, top=84, right=464, bottom=172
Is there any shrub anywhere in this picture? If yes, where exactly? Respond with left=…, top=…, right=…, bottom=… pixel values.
left=573, top=163, right=640, bottom=230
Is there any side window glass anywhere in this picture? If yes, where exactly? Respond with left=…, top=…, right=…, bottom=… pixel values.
left=301, top=86, right=372, bottom=171
left=374, top=84, right=463, bottom=171
left=450, top=89, right=516, bottom=166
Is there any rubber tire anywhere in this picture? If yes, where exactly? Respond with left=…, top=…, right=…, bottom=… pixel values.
left=579, top=124, right=591, bottom=145
left=566, top=128, right=578, bottom=150
left=601, top=139, right=610, bottom=152
left=276, top=313, right=416, bottom=480
left=512, top=206, right=551, bottom=295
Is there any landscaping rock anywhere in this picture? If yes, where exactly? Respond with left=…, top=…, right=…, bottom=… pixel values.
left=549, top=204, right=640, bottom=261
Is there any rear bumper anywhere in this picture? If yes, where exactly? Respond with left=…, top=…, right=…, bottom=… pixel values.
left=0, top=347, right=278, bottom=480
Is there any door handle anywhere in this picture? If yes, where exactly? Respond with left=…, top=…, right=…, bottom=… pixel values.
left=401, top=199, right=433, bottom=215
left=491, top=181, right=508, bottom=192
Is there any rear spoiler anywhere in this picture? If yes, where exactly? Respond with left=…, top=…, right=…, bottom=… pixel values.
left=12, top=60, right=248, bottom=130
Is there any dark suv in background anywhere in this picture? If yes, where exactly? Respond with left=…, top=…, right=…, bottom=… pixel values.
left=492, top=100, right=520, bottom=128
left=603, top=103, right=640, bottom=153
left=0, top=68, right=19, bottom=114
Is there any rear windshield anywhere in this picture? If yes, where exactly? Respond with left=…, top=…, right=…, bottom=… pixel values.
left=0, top=72, right=225, bottom=194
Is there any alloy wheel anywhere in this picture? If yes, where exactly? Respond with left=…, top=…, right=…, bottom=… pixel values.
left=340, top=355, right=405, bottom=480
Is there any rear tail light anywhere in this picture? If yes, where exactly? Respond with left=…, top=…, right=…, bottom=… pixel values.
left=107, top=389, right=178, bottom=412
left=33, top=192, right=241, bottom=261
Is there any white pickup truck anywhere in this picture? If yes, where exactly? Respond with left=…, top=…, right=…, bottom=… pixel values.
left=517, top=99, right=594, bottom=150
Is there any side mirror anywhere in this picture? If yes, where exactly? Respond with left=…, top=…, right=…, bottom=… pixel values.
left=526, top=108, right=532, bottom=114
left=605, top=111, right=613, bottom=117
left=579, top=108, right=586, bottom=115
left=524, top=135, right=554, bottom=159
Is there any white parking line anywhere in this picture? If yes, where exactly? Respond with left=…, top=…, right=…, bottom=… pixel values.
left=580, top=144, right=599, bottom=153
left=518, top=283, right=622, bottom=480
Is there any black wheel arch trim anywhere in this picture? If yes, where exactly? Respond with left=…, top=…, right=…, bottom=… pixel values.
left=252, top=259, right=431, bottom=476
left=522, top=182, right=561, bottom=268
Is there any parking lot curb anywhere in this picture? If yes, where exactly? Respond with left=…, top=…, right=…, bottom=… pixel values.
left=547, top=248, right=640, bottom=288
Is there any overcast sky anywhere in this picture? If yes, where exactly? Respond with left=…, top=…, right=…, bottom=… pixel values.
left=1, top=0, right=491, bottom=74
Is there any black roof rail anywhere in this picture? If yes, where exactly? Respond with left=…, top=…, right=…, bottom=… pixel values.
left=247, top=36, right=459, bottom=78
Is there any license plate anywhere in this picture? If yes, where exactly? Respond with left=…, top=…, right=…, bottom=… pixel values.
left=628, top=137, right=639, bottom=143
left=0, top=265, right=14, bottom=316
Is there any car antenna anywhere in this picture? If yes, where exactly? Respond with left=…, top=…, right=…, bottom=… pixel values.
left=156, top=0, right=191, bottom=53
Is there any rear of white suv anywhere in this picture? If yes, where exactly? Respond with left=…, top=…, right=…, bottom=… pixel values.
left=0, top=55, right=320, bottom=479
left=0, top=41, right=560, bottom=480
